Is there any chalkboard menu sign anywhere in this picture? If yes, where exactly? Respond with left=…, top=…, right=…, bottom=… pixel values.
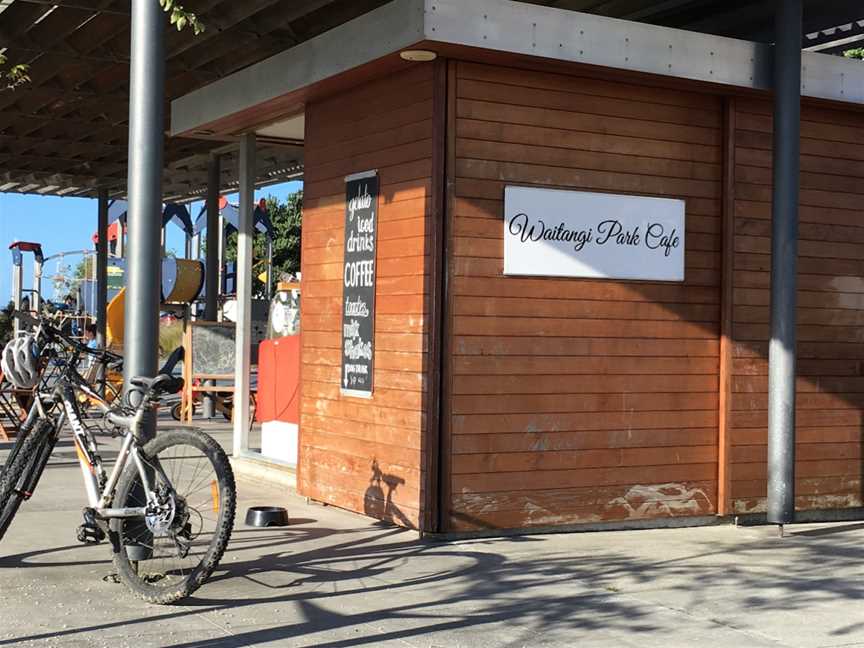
left=341, top=170, right=379, bottom=398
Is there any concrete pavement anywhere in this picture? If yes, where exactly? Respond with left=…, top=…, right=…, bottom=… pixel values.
left=3, top=432, right=864, bottom=647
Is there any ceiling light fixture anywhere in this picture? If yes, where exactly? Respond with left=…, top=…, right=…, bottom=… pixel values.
left=400, top=49, right=438, bottom=62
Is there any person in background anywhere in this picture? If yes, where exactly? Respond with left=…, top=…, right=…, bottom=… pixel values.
left=83, top=323, right=98, bottom=350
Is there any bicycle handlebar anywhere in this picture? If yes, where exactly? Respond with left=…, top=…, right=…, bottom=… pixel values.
left=15, top=311, right=182, bottom=433
left=14, top=311, right=122, bottom=367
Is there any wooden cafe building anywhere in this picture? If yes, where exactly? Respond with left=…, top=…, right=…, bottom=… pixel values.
left=171, top=0, right=864, bottom=535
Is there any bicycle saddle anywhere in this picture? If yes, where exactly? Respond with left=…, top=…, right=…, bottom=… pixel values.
left=130, top=373, right=184, bottom=395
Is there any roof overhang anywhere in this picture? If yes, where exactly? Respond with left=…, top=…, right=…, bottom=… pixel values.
left=172, top=0, right=864, bottom=138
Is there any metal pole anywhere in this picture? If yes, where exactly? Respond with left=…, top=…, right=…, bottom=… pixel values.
left=233, top=133, right=256, bottom=457
left=90, top=250, right=97, bottom=310
left=11, top=252, right=21, bottom=337
left=205, top=154, right=220, bottom=320
left=266, top=238, right=274, bottom=301
left=217, top=214, right=225, bottom=320
left=96, top=189, right=109, bottom=396
left=123, top=0, right=165, bottom=443
left=32, top=255, right=42, bottom=315
left=767, top=0, right=802, bottom=528
left=202, top=155, right=221, bottom=418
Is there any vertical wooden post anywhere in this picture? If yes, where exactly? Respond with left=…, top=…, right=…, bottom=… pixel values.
left=423, top=57, right=449, bottom=534
left=435, top=60, right=458, bottom=533
left=717, top=96, right=736, bottom=517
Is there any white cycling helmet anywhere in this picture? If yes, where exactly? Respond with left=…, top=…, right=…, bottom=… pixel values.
left=1, top=335, right=41, bottom=389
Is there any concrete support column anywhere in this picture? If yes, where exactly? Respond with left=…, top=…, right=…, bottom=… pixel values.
left=767, top=0, right=802, bottom=527
left=123, top=0, right=165, bottom=442
left=233, top=133, right=256, bottom=456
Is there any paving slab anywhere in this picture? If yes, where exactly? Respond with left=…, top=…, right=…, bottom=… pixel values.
left=4, top=430, right=864, bottom=647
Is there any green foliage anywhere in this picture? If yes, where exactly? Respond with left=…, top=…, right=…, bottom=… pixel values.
left=0, top=301, right=14, bottom=347
left=158, top=0, right=205, bottom=34
left=844, top=48, right=864, bottom=60
left=225, top=191, right=303, bottom=298
left=0, top=53, right=30, bottom=91
left=74, top=256, right=95, bottom=280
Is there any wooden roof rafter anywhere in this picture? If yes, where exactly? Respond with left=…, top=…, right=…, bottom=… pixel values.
left=6, top=0, right=861, bottom=200
left=0, top=0, right=349, bottom=199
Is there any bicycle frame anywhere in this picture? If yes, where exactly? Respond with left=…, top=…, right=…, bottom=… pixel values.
left=12, top=313, right=174, bottom=526
left=62, top=382, right=160, bottom=520
left=21, top=376, right=159, bottom=524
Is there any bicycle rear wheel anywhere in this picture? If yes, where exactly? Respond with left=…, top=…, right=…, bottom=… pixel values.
left=0, top=419, right=57, bottom=543
left=110, top=428, right=235, bottom=604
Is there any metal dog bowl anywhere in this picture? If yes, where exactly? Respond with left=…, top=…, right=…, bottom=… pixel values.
left=245, top=506, right=290, bottom=527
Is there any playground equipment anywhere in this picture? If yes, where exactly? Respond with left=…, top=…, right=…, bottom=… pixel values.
left=194, top=197, right=275, bottom=301
left=9, top=242, right=44, bottom=336
left=105, top=201, right=196, bottom=259
left=105, top=257, right=204, bottom=347
left=5, top=195, right=267, bottom=433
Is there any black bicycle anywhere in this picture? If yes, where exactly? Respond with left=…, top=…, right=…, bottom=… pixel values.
left=0, top=317, right=236, bottom=604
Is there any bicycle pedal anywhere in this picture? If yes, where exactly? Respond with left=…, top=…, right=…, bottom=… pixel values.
left=76, top=524, right=105, bottom=545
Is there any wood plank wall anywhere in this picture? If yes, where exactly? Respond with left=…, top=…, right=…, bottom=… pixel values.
left=731, top=99, right=864, bottom=514
left=445, top=62, right=724, bottom=531
left=298, top=65, right=435, bottom=528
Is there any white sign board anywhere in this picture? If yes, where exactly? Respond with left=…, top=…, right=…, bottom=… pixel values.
left=504, top=186, right=685, bottom=282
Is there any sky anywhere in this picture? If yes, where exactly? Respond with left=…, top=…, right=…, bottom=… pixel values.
left=0, top=180, right=302, bottom=306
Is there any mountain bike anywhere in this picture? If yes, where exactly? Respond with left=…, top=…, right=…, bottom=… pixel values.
left=0, top=318, right=236, bottom=604
left=1, top=316, right=123, bottom=474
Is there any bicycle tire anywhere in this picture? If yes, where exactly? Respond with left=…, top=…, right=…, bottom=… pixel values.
left=1, top=425, right=30, bottom=479
left=110, top=428, right=235, bottom=604
left=0, top=419, right=56, bottom=543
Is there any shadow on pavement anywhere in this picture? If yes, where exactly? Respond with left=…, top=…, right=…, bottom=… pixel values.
left=5, top=515, right=864, bottom=647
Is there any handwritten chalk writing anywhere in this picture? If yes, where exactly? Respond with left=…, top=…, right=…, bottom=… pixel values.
left=344, top=338, right=373, bottom=360
left=342, top=172, right=379, bottom=395
left=343, top=319, right=360, bottom=339
left=345, top=297, right=370, bottom=317
left=347, top=230, right=375, bottom=253
left=347, top=184, right=372, bottom=222
left=344, top=259, right=374, bottom=288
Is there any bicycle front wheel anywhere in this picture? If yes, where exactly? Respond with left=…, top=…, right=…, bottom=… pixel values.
left=111, top=428, right=236, bottom=604
left=0, top=419, right=57, bottom=543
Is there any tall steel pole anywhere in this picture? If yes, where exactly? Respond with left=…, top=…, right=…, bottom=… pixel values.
left=202, top=153, right=221, bottom=419
left=204, top=153, right=220, bottom=320
left=96, top=189, right=109, bottom=396
left=123, top=0, right=165, bottom=442
left=767, top=0, right=802, bottom=528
